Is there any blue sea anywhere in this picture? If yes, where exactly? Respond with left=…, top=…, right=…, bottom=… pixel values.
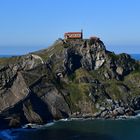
left=0, top=55, right=18, bottom=58
left=130, top=54, right=140, bottom=60
left=1, top=118, right=140, bottom=140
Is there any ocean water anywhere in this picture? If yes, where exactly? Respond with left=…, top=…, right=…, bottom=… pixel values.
left=1, top=118, right=140, bottom=140
left=130, top=54, right=140, bottom=60
left=0, top=55, right=18, bottom=58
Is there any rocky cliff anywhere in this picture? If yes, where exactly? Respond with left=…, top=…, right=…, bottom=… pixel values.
left=0, top=38, right=140, bottom=129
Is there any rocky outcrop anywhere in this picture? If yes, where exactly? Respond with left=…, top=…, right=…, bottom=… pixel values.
left=0, top=72, right=29, bottom=112
left=80, top=40, right=106, bottom=70
left=0, top=38, right=140, bottom=129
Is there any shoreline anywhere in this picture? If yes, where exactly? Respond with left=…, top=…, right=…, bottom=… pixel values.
left=21, top=112, right=140, bottom=129
left=0, top=110, right=140, bottom=130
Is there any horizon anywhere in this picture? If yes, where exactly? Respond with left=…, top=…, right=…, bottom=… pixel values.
left=0, top=45, right=140, bottom=56
left=0, top=0, right=140, bottom=54
left=0, top=44, right=140, bottom=55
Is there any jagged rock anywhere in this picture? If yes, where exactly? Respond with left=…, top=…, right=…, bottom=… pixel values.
left=115, top=107, right=125, bottom=115
left=0, top=66, right=16, bottom=89
left=125, top=108, right=135, bottom=116
left=0, top=72, right=29, bottom=112
left=0, top=37, right=140, bottom=129
left=23, top=103, right=43, bottom=124
left=99, top=107, right=106, bottom=111
left=131, top=97, right=140, bottom=110
left=80, top=40, right=106, bottom=71
left=64, top=47, right=82, bottom=74
left=116, top=67, right=124, bottom=75
left=9, top=116, right=21, bottom=128
left=93, top=112, right=101, bottom=118
left=104, top=72, right=111, bottom=79
left=112, top=109, right=119, bottom=116
left=95, top=59, right=105, bottom=70
left=100, top=110, right=108, bottom=118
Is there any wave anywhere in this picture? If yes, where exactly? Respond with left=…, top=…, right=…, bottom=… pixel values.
left=22, top=121, right=55, bottom=129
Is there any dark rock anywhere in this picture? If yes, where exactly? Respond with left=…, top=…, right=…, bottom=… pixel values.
left=131, top=97, right=140, bottom=110
left=115, top=107, right=125, bottom=115
left=9, top=117, right=20, bottom=128
left=100, top=110, right=108, bottom=118
left=125, top=108, right=135, bottom=116
left=64, top=47, right=82, bottom=74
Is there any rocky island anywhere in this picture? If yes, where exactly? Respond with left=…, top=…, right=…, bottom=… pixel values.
left=0, top=36, right=140, bottom=129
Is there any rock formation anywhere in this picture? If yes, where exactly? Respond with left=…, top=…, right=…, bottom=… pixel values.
left=0, top=37, right=140, bottom=129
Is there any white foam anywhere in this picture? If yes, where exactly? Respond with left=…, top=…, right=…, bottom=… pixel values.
left=43, top=122, right=55, bottom=127
left=115, top=113, right=140, bottom=120
left=59, top=118, right=69, bottom=122
left=22, top=121, right=55, bottom=129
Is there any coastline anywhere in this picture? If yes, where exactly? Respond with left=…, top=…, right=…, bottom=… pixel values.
left=21, top=111, right=140, bottom=129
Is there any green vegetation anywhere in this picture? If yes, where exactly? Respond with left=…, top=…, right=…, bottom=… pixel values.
left=36, top=41, right=64, bottom=61
left=107, top=52, right=119, bottom=60
left=65, top=82, right=93, bottom=112
left=104, top=80, right=125, bottom=100
left=75, top=68, right=92, bottom=80
left=0, top=56, right=20, bottom=66
left=124, top=72, right=140, bottom=97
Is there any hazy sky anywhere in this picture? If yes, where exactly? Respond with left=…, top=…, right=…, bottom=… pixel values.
left=0, top=0, right=140, bottom=54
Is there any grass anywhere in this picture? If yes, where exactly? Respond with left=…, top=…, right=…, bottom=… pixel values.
left=103, top=71, right=140, bottom=102
left=65, top=82, right=93, bottom=112
left=103, top=79, right=128, bottom=100
left=0, top=56, right=20, bottom=66
left=35, top=41, right=64, bottom=61
left=123, top=71, right=140, bottom=97
left=75, top=68, right=92, bottom=81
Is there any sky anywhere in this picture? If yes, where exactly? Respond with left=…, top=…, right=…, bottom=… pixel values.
left=0, top=0, right=140, bottom=55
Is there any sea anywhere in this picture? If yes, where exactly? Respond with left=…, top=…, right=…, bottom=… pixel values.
left=0, top=55, right=18, bottom=58
left=0, top=54, right=140, bottom=140
left=130, top=54, right=140, bottom=60
left=1, top=118, right=140, bottom=140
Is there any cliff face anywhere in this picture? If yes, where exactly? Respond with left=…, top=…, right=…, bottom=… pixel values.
left=0, top=38, right=140, bottom=129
